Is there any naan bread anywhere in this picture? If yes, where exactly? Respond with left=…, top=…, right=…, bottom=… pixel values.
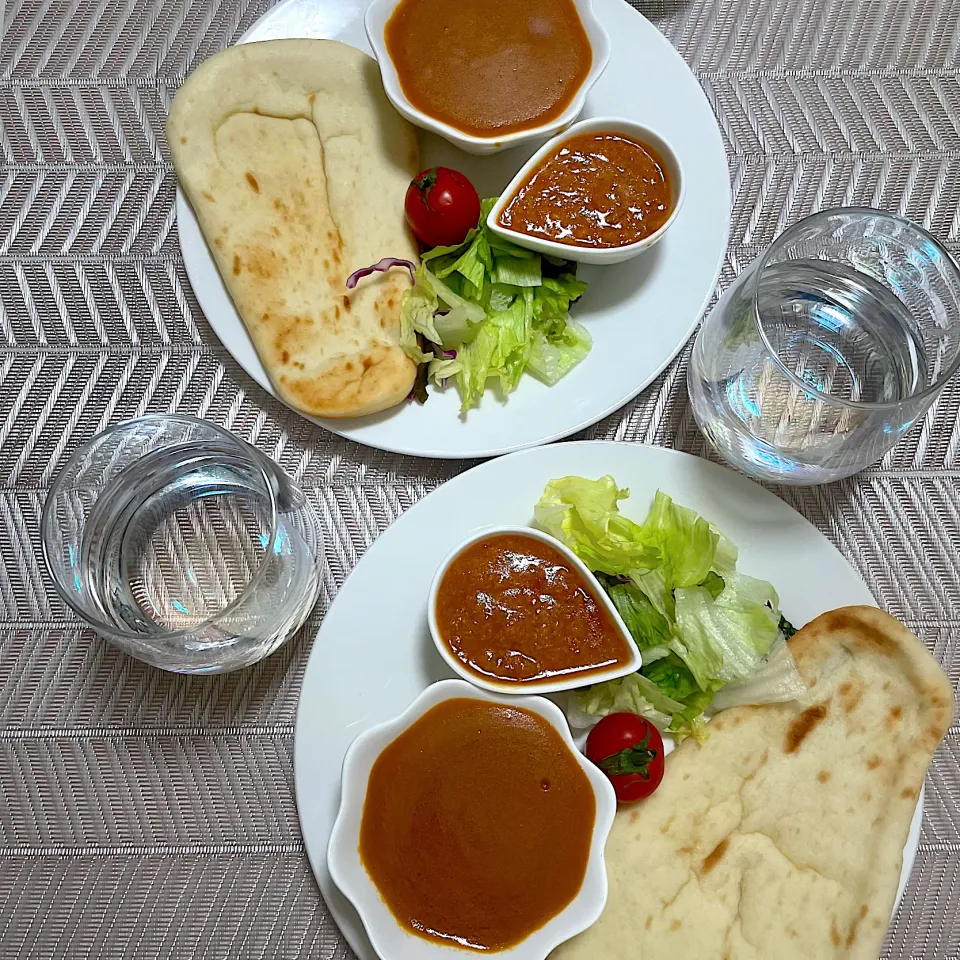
left=555, top=607, right=954, bottom=960
left=168, top=39, right=419, bottom=418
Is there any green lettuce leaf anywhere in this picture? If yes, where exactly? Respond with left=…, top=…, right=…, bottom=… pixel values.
left=526, top=318, right=592, bottom=386
left=595, top=573, right=672, bottom=651
left=488, top=283, right=516, bottom=312
left=667, top=689, right=714, bottom=744
left=641, top=490, right=721, bottom=589
left=398, top=266, right=440, bottom=363
left=432, top=230, right=492, bottom=300
left=701, top=571, right=725, bottom=600
left=672, top=573, right=782, bottom=688
left=454, top=286, right=535, bottom=409
left=566, top=674, right=678, bottom=732
left=641, top=652, right=700, bottom=701
left=420, top=230, right=476, bottom=263
left=424, top=270, right=485, bottom=327
left=534, top=274, right=588, bottom=325
left=493, top=254, right=541, bottom=287
left=542, top=479, right=805, bottom=742
left=534, top=476, right=659, bottom=575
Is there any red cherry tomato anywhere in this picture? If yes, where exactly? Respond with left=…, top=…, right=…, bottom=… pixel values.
left=404, top=166, right=481, bottom=248
left=585, top=713, right=665, bottom=803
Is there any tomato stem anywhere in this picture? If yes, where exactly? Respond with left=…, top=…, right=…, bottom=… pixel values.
left=413, top=170, right=437, bottom=192
left=597, top=733, right=657, bottom=779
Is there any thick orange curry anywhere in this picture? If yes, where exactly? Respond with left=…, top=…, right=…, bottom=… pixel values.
left=359, top=698, right=596, bottom=951
left=384, top=0, right=593, bottom=137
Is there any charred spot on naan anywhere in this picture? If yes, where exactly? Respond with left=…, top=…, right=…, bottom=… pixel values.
left=845, top=904, right=869, bottom=947
left=838, top=679, right=865, bottom=714
left=700, top=837, right=730, bottom=874
left=784, top=701, right=829, bottom=754
left=885, top=705, right=903, bottom=731
left=242, top=245, right=287, bottom=281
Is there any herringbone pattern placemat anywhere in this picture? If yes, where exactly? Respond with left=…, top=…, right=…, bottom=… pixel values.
left=1, top=0, right=959, bottom=956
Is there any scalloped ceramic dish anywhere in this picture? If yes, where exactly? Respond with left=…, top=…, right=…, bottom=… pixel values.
left=327, top=678, right=617, bottom=960
left=363, top=0, right=611, bottom=155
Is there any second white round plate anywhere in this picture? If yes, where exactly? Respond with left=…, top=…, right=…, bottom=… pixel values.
left=176, top=0, right=730, bottom=458
left=293, top=442, right=921, bottom=959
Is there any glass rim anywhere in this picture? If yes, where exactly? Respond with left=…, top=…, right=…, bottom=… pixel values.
left=746, top=206, right=960, bottom=411
left=41, top=413, right=282, bottom=642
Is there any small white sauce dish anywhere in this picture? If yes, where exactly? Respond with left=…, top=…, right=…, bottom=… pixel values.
left=487, top=116, right=686, bottom=264
left=327, top=678, right=617, bottom=960
left=364, top=0, right=611, bottom=155
left=427, top=525, right=642, bottom=695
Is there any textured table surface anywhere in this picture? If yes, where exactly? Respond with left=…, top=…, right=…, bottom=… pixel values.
left=1, top=0, right=959, bottom=957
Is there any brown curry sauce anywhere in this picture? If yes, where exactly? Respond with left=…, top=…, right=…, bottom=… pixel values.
left=359, top=698, right=596, bottom=951
left=499, top=131, right=674, bottom=247
left=434, top=532, right=632, bottom=685
left=384, top=0, right=593, bottom=137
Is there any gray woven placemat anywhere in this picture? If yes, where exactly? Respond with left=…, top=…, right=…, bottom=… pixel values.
left=1, top=0, right=958, bottom=956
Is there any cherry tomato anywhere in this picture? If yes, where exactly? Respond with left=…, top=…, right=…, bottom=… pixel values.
left=404, top=166, right=481, bottom=248
left=585, top=713, right=665, bottom=803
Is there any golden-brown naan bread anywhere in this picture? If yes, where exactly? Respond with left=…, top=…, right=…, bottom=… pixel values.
left=168, top=39, right=419, bottom=418
left=554, top=607, right=954, bottom=960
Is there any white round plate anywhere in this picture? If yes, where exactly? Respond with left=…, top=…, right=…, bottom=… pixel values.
left=176, top=0, right=730, bottom=458
left=294, top=442, right=921, bottom=959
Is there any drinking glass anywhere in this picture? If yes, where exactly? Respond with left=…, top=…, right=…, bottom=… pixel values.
left=688, top=208, right=960, bottom=483
left=42, top=415, right=324, bottom=673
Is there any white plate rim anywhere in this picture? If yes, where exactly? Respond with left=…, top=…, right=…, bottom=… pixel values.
left=293, top=441, right=922, bottom=959
left=175, top=0, right=731, bottom=459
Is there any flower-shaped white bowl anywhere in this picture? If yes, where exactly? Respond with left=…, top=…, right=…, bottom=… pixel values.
left=487, top=116, right=686, bottom=264
left=428, top=526, right=641, bottom=694
left=364, top=0, right=611, bottom=155
left=327, top=678, right=617, bottom=960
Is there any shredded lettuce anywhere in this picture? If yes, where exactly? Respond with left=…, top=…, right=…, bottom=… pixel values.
left=527, top=318, right=592, bottom=386
left=564, top=675, right=675, bottom=732
left=398, top=267, right=442, bottom=363
left=534, top=480, right=806, bottom=742
left=399, top=197, right=591, bottom=410
left=493, top=254, right=542, bottom=287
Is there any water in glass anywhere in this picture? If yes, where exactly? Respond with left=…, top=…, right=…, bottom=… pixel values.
left=44, top=416, right=324, bottom=673
left=689, top=209, right=960, bottom=483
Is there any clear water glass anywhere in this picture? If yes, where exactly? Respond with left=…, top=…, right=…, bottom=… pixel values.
left=42, top=415, right=324, bottom=673
left=688, top=208, right=960, bottom=484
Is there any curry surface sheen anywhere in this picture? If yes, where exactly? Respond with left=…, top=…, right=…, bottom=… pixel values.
left=384, top=0, right=592, bottom=136
left=359, top=698, right=596, bottom=951
left=435, top=532, right=631, bottom=684
left=500, top=132, right=673, bottom=247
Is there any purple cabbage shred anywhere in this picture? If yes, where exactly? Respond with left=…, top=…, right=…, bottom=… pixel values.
left=346, top=257, right=416, bottom=290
